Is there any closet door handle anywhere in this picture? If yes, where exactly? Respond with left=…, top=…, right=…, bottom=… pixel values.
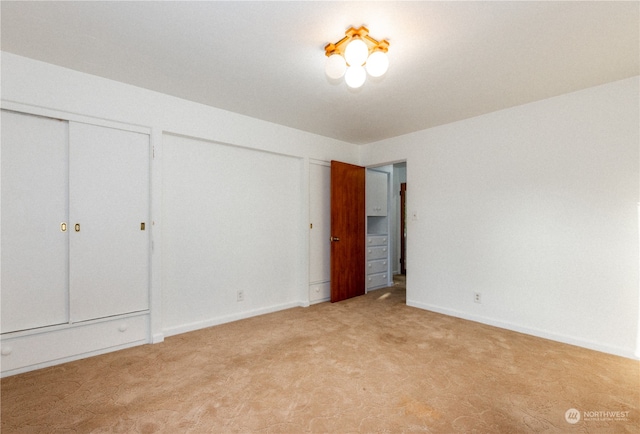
left=74, top=223, right=81, bottom=232
left=60, top=222, right=67, bottom=232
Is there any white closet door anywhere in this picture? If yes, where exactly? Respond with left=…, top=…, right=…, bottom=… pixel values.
left=68, top=122, right=149, bottom=322
left=1, top=110, right=69, bottom=333
left=309, top=163, right=331, bottom=283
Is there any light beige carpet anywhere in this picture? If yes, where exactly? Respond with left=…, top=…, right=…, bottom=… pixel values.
left=2, top=277, right=639, bottom=433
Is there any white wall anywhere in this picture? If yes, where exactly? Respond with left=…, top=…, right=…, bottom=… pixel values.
left=3, top=52, right=639, bottom=360
left=1, top=52, right=359, bottom=343
left=361, top=77, right=640, bottom=359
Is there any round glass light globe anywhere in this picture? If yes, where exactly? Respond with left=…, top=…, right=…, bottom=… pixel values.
left=345, top=65, right=366, bottom=88
left=325, top=54, right=346, bottom=79
left=366, top=51, right=389, bottom=77
left=344, top=38, right=368, bottom=66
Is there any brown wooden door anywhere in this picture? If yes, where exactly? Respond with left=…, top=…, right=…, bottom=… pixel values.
left=330, top=160, right=366, bottom=302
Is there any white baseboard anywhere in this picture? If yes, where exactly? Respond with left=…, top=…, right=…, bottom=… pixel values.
left=309, top=296, right=330, bottom=305
left=407, top=299, right=639, bottom=361
left=162, top=301, right=303, bottom=338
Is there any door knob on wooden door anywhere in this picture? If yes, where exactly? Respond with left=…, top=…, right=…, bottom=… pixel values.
left=330, top=236, right=340, bottom=242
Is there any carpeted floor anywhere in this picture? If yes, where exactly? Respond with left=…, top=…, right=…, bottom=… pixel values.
left=2, top=276, right=639, bottom=433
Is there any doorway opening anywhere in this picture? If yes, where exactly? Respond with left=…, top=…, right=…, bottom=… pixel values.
left=392, top=162, right=407, bottom=279
left=365, top=161, right=407, bottom=288
left=322, top=160, right=407, bottom=304
left=400, top=181, right=407, bottom=275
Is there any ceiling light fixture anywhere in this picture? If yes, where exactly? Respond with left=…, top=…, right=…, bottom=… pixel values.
left=325, top=26, right=390, bottom=89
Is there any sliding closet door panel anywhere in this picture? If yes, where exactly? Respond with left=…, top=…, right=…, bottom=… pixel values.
left=1, top=110, right=69, bottom=333
left=69, top=122, right=149, bottom=322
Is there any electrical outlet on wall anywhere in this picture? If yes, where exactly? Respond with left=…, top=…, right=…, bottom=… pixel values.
left=237, top=290, right=244, bottom=302
left=474, top=292, right=481, bottom=304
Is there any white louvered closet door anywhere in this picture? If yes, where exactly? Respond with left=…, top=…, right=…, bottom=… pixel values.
left=1, top=110, right=70, bottom=333
left=68, top=122, right=149, bottom=322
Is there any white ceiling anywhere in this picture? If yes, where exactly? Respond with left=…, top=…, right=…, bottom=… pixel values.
left=1, top=1, right=638, bottom=145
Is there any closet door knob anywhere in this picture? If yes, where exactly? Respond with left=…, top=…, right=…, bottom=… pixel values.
left=74, top=223, right=80, bottom=232
left=60, top=222, right=67, bottom=232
